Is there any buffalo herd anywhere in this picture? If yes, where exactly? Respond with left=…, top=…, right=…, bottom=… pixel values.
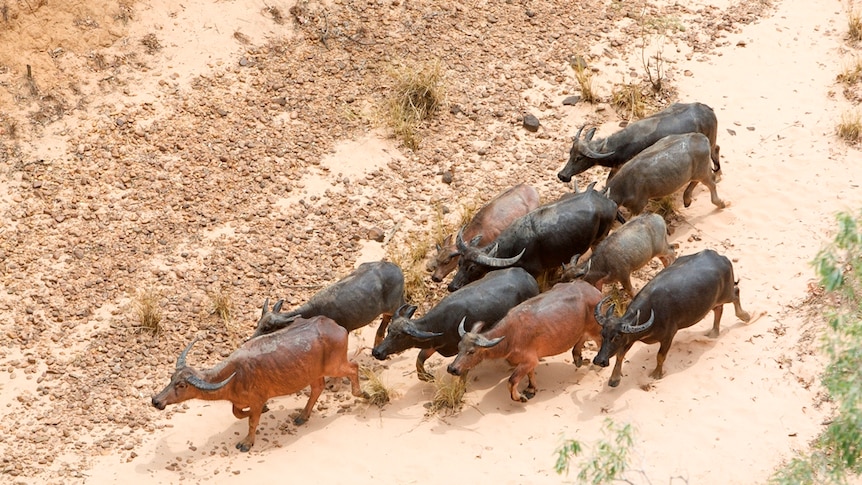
left=153, top=101, right=752, bottom=451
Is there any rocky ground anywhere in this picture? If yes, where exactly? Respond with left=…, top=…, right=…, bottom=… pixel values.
left=0, top=0, right=833, bottom=482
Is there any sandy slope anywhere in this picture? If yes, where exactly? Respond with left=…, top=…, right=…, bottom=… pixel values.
left=1, top=0, right=861, bottom=483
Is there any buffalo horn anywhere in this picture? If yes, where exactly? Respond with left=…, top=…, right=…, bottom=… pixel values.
left=187, top=372, right=236, bottom=391
left=585, top=127, right=598, bottom=142
left=476, top=335, right=505, bottom=348
left=575, top=129, right=614, bottom=159
left=176, top=337, right=199, bottom=370
left=395, top=304, right=417, bottom=319
left=260, top=298, right=270, bottom=317
left=402, top=322, right=444, bottom=340
left=621, top=309, right=655, bottom=334
left=594, top=296, right=614, bottom=326
left=573, top=125, right=585, bottom=142
left=474, top=247, right=526, bottom=268
left=455, top=227, right=469, bottom=253
left=457, top=317, right=467, bottom=338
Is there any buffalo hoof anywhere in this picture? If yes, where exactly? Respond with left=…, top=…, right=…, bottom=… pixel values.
left=573, top=355, right=584, bottom=368
left=706, top=328, right=720, bottom=338
left=608, top=378, right=621, bottom=388
left=294, top=416, right=307, bottom=426
left=523, top=389, right=536, bottom=400
left=236, top=441, right=252, bottom=452
left=417, top=371, right=435, bottom=382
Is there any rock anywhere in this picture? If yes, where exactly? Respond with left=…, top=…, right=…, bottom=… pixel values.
left=367, top=227, right=385, bottom=242
left=441, top=171, right=453, bottom=184
left=562, top=95, right=581, bottom=106
left=523, top=113, right=540, bottom=132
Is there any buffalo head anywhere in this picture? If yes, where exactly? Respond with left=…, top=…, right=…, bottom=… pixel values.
left=557, top=125, right=615, bottom=183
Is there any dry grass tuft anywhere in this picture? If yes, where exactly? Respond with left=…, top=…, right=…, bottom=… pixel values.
left=426, top=370, right=466, bottom=415
left=604, top=286, right=631, bottom=317
left=646, top=195, right=678, bottom=220
left=573, top=64, right=597, bottom=103
left=837, top=110, right=862, bottom=143
left=838, top=58, right=862, bottom=85
left=611, top=82, right=646, bottom=120
left=384, top=60, right=445, bottom=150
left=208, top=287, right=233, bottom=322
left=133, top=289, right=163, bottom=335
left=141, top=33, right=162, bottom=54
left=388, top=234, right=431, bottom=304
left=849, top=8, right=862, bottom=42
left=360, top=366, right=394, bottom=406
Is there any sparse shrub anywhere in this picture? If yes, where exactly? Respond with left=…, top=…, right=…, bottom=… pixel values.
left=133, top=289, right=162, bottom=334
left=573, top=64, right=597, bottom=104
left=384, top=60, right=445, bottom=150
left=837, top=110, right=862, bottom=143
left=426, top=370, right=466, bottom=415
left=770, top=210, right=862, bottom=484
left=141, top=33, right=162, bottom=54
left=360, top=366, right=393, bottom=406
left=838, top=58, right=862, bottom=85
left=646, top=194, right=678, bottom=220
left=554, top=419, right=636, bottom=483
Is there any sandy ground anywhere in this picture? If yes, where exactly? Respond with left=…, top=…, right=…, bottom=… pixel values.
left=1, top=0, right=861, bottom=483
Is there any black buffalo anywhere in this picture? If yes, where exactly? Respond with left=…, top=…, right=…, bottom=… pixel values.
left=371, top=267, right=540, bottom=382
left=593, top=249, right=751, bottom=387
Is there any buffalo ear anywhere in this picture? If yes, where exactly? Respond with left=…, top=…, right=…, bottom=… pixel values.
left=443, top=234, right=453, bottom=246
left=404, top=305, right=417, bottom=319
left=585, top=127, right=597, bottom=142
left=261, top=298, right=270, bottom=317
left=469, top=235, right=483, bottom=247
left=469, top=320, right=486, bottom=334
left=273, top=299, right=285, bottom=313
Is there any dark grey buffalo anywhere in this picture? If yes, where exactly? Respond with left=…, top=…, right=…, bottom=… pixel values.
left=562, top=213, right=676, bottom=296
left=605, top=133, right=725, bottom=217
left=430, top=184, right=540, bottom=284
left=592, top=249, right=751, bottom=387
left=557, top=102, right=720, bottom=183
left=447, top=182, right=618, bottom=292
left=252, top=261, right=405, bottom=346
left=371, top=267, right=540, bottom=382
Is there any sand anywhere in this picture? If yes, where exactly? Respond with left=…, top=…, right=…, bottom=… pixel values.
left=0, top=0, right=860, bottom=483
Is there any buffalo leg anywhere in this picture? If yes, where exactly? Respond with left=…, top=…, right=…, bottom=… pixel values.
left=571, top=337, right=586, bottom=367
left=609, top=342, right=635, bottom=387
left=712, top=145, right=722, bottom=176
left=374, top=314, right=392, bottom=348
left=333, top=359, right=368, bottom=399
left=237, top=407, right=263, bottom=452
left=683, top=181, right=699, bottom=207
left=733, top=286, right=752, bottom=322
left=508, top=360, right=537, bottom=402
left=416, top=348, right=437, bottom=382
left=295, top=377, right=325, bottom=425
left=620, top=275, right=636, bottom=298
left=707, top=305, right=723, bottom=338
left=650, top=340, right=672, bottom=379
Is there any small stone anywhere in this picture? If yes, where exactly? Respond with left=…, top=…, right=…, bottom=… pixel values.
left=368, top=227, right=385, bottom=242
left=562, top=95, right=581, bottom=106
left=522, top=113, right=540, bottom=132
left=441, top=171, right=454, bottom=184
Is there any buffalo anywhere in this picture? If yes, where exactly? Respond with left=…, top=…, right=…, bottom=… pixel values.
left=447, top=280, right=603, bottom=402
left=152, top=316, right=366, bottom=452
left=371, top=267, right=539, bottom=381
left=605, top=133, right=725, bottom=217
left=557, top=102, right=720, bottom=183
left=448, top=182, right=618, bottom=292
left=562, top=213, right=676, bottom=296
left=252, top=261, right=405, bottom=346
left=592, top=249, right=751, bottom=387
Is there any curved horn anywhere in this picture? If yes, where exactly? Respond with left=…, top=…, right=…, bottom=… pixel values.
left=187, top=372, right=236, bottom=391
left=476, top=335, right=505, bottom=348
left=621, top=309, right=655, bottom=334
left=474, top=247, right=526, bottom=268
left=402, top=322, right=444, bottom=340
left=176, top=337, right=199, bottom=370
left=455, top=226, right=470, bottom=253
left=576, top=131, right=614, bottom=159
left=573, top=125, right=585, bottom=142
left=457, top=317, right=467, bottom=338
left=585, top=127, right=598, bottom=142
left=261, top=298, right=270, bottom=317
left=395, top=304, right=417, bottom=319
left=594, top=296, right=614, bottom=326
left=273, top=299, right=285, bottom=313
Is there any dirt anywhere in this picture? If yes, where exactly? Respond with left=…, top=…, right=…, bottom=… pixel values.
left=0, top=0, right=856, bottom=483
